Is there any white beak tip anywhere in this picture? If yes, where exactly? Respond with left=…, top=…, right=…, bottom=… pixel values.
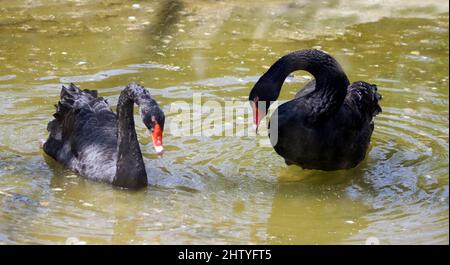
left=154, top=145, right=164, bottom=154
left=253, top=124, right=259, bottom=134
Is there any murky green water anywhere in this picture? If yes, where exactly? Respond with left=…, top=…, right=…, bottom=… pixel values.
left=0, top=0, right=448, bottom=244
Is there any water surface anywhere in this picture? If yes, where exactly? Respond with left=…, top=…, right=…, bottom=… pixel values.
left=0, top=0, right=448, bottom=244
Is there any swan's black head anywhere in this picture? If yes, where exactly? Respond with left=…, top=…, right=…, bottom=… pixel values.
left=348, top=81, right=382, bottom=118
left=141, top=103, right=165, bottom=155
left=249, top=77, right=279, bottom=132
left=125, top=83, right=166, bottom=155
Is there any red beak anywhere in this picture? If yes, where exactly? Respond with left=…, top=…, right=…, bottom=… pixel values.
left=251, top=101, right=261, bottom=134
left=151, top=123, right=164, bottom=155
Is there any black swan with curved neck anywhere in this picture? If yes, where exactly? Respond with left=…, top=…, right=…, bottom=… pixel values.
left=43, top=83, right=165, bottom=189
left=249, top=49, right=382, bottom=170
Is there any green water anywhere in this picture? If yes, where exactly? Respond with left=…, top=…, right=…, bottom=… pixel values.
left=0, top=0, right=448, bottom=244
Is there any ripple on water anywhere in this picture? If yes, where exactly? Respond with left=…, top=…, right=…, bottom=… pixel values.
left=59, top=69, right=140, bottom=83
left=0, top=74, right=16, bottom=81
left=0, top=1, right=448, bottom=244
left=347, top=99, right=449, bottom=243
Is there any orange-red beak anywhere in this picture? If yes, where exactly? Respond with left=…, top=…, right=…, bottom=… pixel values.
left=251, top=101, right=261, bottom=134
left=151, top=123, right=164, bottom=155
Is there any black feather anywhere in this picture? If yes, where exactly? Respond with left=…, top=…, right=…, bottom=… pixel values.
left=249, top=49, right=382, bottom=170
left=43, top=83, right=165, bottom=189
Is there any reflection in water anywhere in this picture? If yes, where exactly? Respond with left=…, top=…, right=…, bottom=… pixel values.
left=148, top=0, right=184, bottom=40
left=110, top=192, right=144, bottom=245
left=267, top=168, right=370, bottom=244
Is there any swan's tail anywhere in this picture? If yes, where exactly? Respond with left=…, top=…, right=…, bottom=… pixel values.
left=43, top=83, right=99, bottom=159
left=346, top=81, right=382, bottom=122
left=53, top=83, right=98, bottom=121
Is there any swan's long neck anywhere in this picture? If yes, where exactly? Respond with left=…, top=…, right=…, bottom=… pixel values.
left=113, top=87, right=148, bottom=189
left=260, top=50, right=350, bottom=119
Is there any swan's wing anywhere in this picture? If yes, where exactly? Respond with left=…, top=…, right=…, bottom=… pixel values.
left=294, top=79, right=316, bottom=99
left=44, top=84, right=116, bottom=161
left=56, top=84, right=112, bottom=137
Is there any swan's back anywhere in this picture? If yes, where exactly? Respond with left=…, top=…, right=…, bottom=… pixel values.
left=43, top=83, right=118, bottom=182
left=271, top=81, right=381, bottom=170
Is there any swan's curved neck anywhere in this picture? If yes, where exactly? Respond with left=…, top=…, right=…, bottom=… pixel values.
left=113, top=87, right=148, bottom=189
left=260, top=50, right=350, bottom=118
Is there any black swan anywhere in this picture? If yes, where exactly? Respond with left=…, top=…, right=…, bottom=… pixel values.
left=249, top=49, right=382, bottom=170
left=43, top=83, right=165, bottom=189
